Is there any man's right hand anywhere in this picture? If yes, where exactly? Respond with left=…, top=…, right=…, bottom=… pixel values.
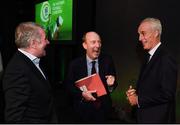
left=82, top=90, right=97, bottom=101
left=126, top=85, right=136, bottom=97
left=126, top=85, right=138, bottom=106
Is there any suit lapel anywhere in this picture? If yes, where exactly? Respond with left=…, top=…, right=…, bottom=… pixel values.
left=139, top=45, right=162, bottom=81
left=83, top=56, right=88, bottom=76
left=98, top=56, right=104, bottom=79
left=17, top=51, right=48, bottom=82
left=79, top=56, right=88, bottom=78
left=97, top=55, right=107, bottom=85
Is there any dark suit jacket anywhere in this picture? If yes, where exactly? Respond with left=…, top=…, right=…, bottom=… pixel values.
left=136, top=45, right=177, bottom=123
left=3, top=51, right=55, bottom=123
left=65, top=53, right=117, bottom=123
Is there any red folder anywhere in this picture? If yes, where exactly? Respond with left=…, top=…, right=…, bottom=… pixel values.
left=75, top=73, right=107, bottom=97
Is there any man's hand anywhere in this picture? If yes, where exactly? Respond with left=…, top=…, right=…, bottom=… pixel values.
left=126, top=85, right=136, bottom=96
left=128, top=94, right=138, bottom=106
left=82, top=90, right=97, bottom=101
left=106, top=75, right=115, bottom=86
left=126, top=85, right=138, bottom=106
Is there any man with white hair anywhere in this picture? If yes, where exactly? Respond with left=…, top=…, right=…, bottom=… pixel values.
left=126, top=18, right=177, bottom=123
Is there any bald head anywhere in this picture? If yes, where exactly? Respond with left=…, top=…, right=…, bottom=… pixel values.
left=82, top=31, right=102, bottom=60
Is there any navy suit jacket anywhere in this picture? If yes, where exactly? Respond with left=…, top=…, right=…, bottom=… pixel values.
left=3, top=51, right=55, bottom=123
left=136, top=45, right=177, bottom=123
left=65, top=53, right=117, bottom=122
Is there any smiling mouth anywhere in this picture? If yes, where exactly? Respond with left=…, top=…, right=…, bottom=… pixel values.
left=142, top=41, right=147, bottom=45
left=94, top=50, right=100, bottom=53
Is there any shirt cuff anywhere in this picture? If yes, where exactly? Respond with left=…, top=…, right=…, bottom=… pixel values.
left=137, top=96, right=140, bottom=108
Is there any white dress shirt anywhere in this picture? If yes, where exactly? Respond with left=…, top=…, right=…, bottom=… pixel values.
left=148, top=42, right=161, bottom=61
left=18, top=49, right=46, bottom=79
left=86, top=55, right=99, bottom=76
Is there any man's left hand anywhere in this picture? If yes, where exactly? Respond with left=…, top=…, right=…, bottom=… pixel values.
left=106, top=75, right=115, bottom=86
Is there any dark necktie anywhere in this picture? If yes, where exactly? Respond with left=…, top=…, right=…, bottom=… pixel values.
left=91, top=61, right=101, bottom=109
left=141, top=52, right=150, bottom=74
left=145, top=53, right=150, bottom=64
left=91, top=61, right=96, bottom=74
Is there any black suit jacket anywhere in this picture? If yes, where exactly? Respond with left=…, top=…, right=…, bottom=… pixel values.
left=136, top=45, right=177, bottom=123
left=65, top=53, right=117, bottom=123
left=3, top=51, right=55, bottom=123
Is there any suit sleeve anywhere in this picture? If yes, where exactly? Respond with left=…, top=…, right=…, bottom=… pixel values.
left=65, top=62, right=82, bottom=101
left=106, top=55, right=118, bottom=92
left=160, top=54, right=177, bottom=101
left=3, top=66, right=31, bottom=123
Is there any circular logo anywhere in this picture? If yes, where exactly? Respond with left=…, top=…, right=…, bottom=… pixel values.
left=40, top=1, right=51, bottom=22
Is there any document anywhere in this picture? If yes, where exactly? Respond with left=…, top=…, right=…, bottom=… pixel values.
left=75, top=74, right=107, bottom=97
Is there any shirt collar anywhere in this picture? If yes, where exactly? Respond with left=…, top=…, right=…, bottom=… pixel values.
left=86, top=55, right=98, bottom=64
left=18, top=49, right=39, bottom=63
left=148, top=42, right=161, bottom=56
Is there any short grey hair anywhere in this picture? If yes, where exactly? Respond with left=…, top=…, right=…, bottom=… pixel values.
left=15, top=22, right=43, bottom=48
left=141, top=17, right=162, bottom=35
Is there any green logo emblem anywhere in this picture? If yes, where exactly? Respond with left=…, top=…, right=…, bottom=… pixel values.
left=40, top=1, right=51, bottom=22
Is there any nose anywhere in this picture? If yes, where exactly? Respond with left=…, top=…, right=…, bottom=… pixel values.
left=46, top=39, right=50, bottom=44
left=139, top=34, right=143, bottom=41
left=95, top=41, right=101, bottom=48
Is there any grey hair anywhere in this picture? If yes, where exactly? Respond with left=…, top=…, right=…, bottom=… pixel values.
left=141, top=17, right=162, bottom=35
left=15, top=22, right=43, bottom=48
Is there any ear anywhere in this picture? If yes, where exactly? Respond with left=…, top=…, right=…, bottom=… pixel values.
left=82, top=42, right=87, bottom=49
left=155, top=30, right=159, bottom=37
left=30, top=40, right=37, bottom=49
